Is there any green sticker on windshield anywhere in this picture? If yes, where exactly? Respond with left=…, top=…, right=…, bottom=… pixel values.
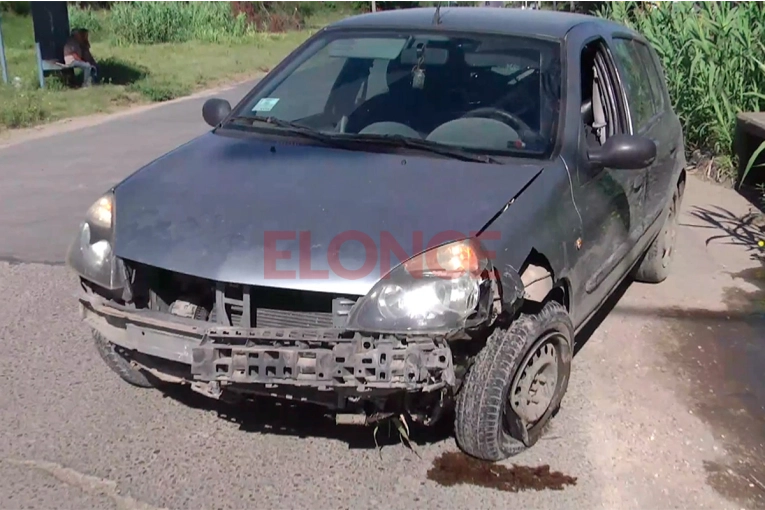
left=252, top=98, right=280, bottom=112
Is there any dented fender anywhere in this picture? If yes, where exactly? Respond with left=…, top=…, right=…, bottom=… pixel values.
left=478, top=163, right=581, bottom=316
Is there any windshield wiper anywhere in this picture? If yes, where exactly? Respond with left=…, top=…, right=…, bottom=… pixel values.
left=225, top=117, right=501, bottom=163
left=336, top=133, right=502, bottom=164
left=225, top=115, right=343, bottom=146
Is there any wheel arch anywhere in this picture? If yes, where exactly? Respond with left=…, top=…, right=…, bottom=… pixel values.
left=517, top=249, right=571, bottom=315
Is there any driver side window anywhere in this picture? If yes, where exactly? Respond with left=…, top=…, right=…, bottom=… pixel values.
left=580, top=38, right=626, bottom=151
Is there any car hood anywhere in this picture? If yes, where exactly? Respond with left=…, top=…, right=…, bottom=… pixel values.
left=113, top=131, right=543, bottom=295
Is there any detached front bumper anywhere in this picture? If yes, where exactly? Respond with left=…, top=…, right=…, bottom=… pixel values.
left=79, top=292, right=456, bottom=393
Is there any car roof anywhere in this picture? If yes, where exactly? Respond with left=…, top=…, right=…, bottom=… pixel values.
left=327, top=6, right=632, bottom=40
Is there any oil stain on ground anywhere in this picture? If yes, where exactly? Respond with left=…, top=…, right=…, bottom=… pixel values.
left=427, top=451, right=577, bottom=492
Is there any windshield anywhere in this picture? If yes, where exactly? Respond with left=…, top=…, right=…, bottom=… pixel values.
left=234, top=30, right=562, bottom=158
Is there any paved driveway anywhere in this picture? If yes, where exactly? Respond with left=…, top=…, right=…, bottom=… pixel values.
left=1, top=88, right=763, bottom=510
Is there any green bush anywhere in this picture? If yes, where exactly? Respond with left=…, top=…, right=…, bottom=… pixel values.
left=67, top=6, right=109, bottom=37
left=376, top=1, right=424, bottom=9
left=0, top=1, right=31, bottom=16
left=320, top=0, right=360, bottom=11
left=69, top=2, right=113, bottom=9
left=109, top=1, right=250, bottom=45
left=598, top=2, right=765, bottom=182
left=230, top=2, right=312, bottom=32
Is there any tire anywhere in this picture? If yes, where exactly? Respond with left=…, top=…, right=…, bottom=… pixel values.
left=633, top=185, right=680, bottom=284
left=93, top=330, right=154, bottom=388
left=454, top=301, right=573, bottom=461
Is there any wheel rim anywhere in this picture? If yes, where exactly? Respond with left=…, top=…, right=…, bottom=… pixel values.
left=661, top=194, right=678, bottom=268
left=506, top=332, right=562, bottom=426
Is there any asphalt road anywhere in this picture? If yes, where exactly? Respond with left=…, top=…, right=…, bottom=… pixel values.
left=1, top=86, right=764, bottom=510
left=0, top=82, right=254, bottom=266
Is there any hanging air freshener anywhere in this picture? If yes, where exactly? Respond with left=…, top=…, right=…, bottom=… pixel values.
left=412, top=45, right=425, bottom=89
left=412, top=67, right=425, bottom=89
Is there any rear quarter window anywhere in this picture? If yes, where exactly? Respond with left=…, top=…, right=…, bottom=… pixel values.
left=611, top=37, right=662, bottom=132
left=635, top=42, right=666, bottom=114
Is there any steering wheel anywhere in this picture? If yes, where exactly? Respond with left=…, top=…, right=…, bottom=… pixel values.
left=462, top=106, right=534, bottom=138
left=461, top=107, right=536, bottom=141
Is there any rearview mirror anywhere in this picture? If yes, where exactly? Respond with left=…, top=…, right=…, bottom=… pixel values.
left=588, top=133, right=656, bottom=170
left=202, top=98, right=232, bottom=127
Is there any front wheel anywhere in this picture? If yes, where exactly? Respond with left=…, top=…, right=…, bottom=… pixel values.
left=93, top=331, right=154, bottom=388
left=454, top=301, right=573, bottom=461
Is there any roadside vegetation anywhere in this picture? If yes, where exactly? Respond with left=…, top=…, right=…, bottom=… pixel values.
left=0, top=1, right=360, bottom=131
left=597, top=1, right=765, bottom=199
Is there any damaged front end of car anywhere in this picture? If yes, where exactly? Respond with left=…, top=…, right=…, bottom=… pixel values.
left=68, top=192, right=514, bottom=427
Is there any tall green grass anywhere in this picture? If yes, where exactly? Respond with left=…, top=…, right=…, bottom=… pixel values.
left=108, top=2, right=251, bottom=45
left=67, top=6, right=110, bottom=39
left=598, top=2, right=765, bottom=182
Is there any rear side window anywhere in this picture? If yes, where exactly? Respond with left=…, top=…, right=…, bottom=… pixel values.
left=635, top=42, right=665, bottom=114
left=611, top=37, right=660, bottom=132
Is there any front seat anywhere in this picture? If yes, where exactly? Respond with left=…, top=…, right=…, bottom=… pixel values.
left=345, top=57, right=425, bottom=134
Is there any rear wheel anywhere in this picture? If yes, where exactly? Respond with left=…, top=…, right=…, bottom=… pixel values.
left=454, top=301, right=573, bottom=461
left=93, top=330, right=153, bottom=388
left=633, top=186, right=681, bottom=284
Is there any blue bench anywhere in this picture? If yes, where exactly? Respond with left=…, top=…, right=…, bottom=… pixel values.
left=35, top=42, right=77, bottom=88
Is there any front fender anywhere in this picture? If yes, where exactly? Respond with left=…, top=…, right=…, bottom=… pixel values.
left=478, top=164, right=579, bottom=314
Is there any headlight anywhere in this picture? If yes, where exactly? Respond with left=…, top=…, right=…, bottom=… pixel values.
left=86, top=195, right=113, bottom=237
left=345, top=239, right=493, bottom=333
left=65, top=191, right=127, bottom=291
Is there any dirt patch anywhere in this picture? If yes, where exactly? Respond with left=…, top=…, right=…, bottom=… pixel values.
left=426, top=451, right=577, bottom=492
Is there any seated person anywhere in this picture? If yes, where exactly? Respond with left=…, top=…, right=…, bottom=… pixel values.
left=64, top=28, right=98, bottom=87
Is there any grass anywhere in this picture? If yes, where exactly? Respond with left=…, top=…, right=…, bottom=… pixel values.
left=597, top=2, right=765, bottom=185
left=0, top=6, right=346, bottom=131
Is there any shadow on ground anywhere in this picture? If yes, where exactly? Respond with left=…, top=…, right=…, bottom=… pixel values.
left=59, top=57, right=148, bottom=89
left=154, top=381, right=454, bottom=451
left=661, top=204, right=765, bottom=508
left=97, top=57, right=148, bottom=86
left=684, top=204, right=765, bottom=260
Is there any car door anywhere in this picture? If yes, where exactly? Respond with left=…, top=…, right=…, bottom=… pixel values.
left=639, top=41, right=682, bottom=220
left=564, top=32, right=649, bottom=326
left=609, top=35, right=676, bottom=230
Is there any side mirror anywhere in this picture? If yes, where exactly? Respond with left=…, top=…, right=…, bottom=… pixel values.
left=588, top=133, right=657, bottom=170
left=202, top=98, right=232, bottom=127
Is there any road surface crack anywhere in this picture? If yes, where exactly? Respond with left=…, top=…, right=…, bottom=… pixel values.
left=5, top=458, right=167, bottom=510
